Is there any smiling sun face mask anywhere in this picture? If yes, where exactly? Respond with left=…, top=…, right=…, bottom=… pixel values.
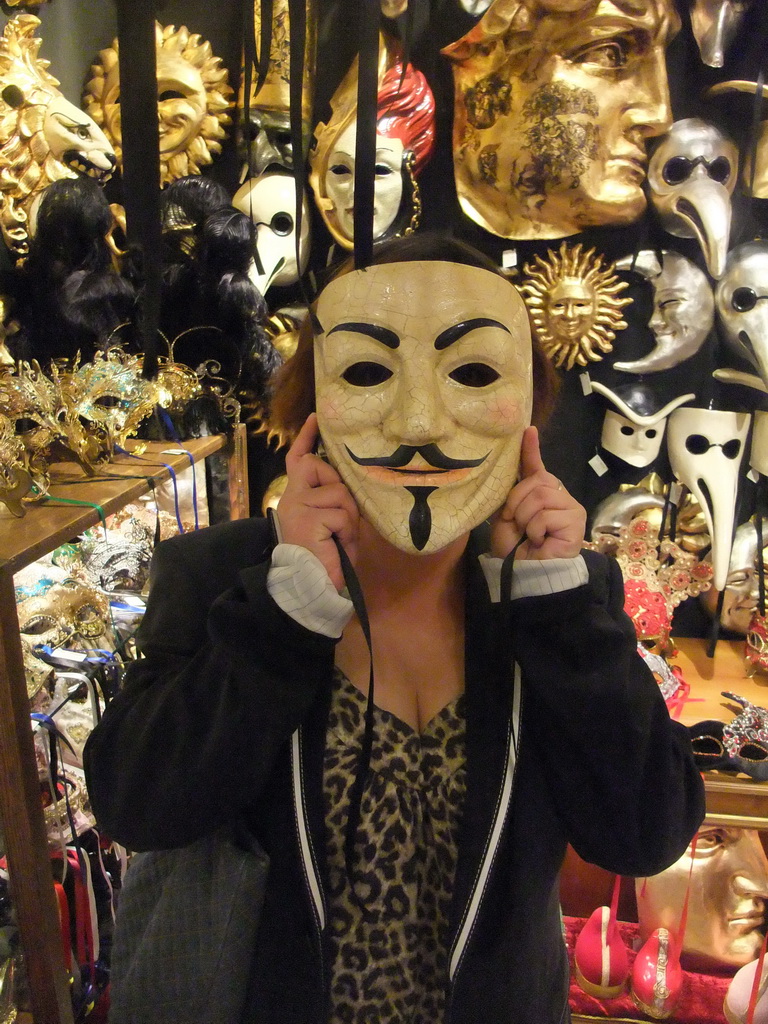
left=314, top=260, right=533, bottom=554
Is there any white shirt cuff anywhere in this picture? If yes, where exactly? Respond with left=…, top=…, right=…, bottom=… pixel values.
left=478, top=553, right=588, bottom=603
left=266, top=543, right=353, bottom=638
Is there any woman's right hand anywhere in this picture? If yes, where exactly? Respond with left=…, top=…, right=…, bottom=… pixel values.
left=277, top=413, right=360, bottom=592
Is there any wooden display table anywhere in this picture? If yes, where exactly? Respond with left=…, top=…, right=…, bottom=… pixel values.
left=671, top=636, right=768, bottom=828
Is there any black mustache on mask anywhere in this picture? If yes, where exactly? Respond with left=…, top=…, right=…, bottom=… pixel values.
left=344, top=443, right=487, bottom=471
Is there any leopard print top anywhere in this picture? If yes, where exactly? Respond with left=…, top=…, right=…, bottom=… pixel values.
left=323, top=667, right=467, bottom=1024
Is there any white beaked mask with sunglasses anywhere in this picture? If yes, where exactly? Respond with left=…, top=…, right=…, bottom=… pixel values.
left=313, top=261, right=533, bottom=554
left=667, top=407, right=750, bottom=590
left=715, top=241, right=768, bottom=390
left=647, top=119, right=738, bottom=279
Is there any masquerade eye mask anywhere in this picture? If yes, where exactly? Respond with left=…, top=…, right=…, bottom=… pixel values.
left=313, top=260, right=533, bottom=554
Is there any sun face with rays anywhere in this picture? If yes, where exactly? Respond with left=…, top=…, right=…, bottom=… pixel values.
left=83, top=22, right=233, bottom=186
left=520, top=242, right=632, bottom=371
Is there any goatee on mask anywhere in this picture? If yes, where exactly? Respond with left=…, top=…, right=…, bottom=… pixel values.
left=314, top=261, right=533, bottom=554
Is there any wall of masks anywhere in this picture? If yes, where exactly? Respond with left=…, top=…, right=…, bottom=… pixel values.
left=1, top=2, right=768, bottom=1020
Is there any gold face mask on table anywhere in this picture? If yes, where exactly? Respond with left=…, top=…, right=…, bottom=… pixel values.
left=0, top=15, right=116, bottom=258
left=314, top=260, right=532, bottom=554
left=65, top=349, right=159, bottom=456
left=17, top=579, right=110, bottom=651
left=636, top=827, right=768, bottom=969
left=84, top=23, right=233, bottom=186
left=442, top=0, right=680, bottom=240
left=0, top=360, right=109, bottom=480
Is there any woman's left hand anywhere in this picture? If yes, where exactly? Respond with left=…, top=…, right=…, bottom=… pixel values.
left=490, top=426, right=586, bottom=560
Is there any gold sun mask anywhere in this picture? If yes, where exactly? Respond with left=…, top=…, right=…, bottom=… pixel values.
left=519, top=242, right=631, bottom=370
left=84, top=22, right=233, bottom=186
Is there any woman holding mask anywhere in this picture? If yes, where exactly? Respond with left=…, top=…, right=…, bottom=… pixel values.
left=84, top=234, right=704, bottom=1024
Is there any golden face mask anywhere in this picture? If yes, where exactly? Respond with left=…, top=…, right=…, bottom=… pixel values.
left=17, top=579, right=110, bottom=650
left=520, top=242, right=631, bottom=370
left=0, top=360, right=109, bottom=477
left=442, top=0, right=680, bottom=240
left=636, top=827, right=768, bottom=969
left=84, top=22, right=233, bottom=186
left=0, top=15, right=116, bottom=257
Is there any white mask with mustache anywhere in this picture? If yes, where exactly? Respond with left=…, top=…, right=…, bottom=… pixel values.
left=314, top=261, right=533, bottom=554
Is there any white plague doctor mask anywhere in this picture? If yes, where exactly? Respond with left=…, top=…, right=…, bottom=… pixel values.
left=314, top=260, right=533, bottom=554
left=666, top=407, right=750, bottom=590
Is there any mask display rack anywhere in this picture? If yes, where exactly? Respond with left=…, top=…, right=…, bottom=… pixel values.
left=667, top=637, right=768, bottom=827
left=0, top=425, right=248, bottom=1024
left=568, top=633, right=768, bottom=1024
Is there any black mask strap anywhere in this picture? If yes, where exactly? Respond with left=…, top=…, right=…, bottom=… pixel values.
left=115, top=0, right=162, bottom=380
left=332, top=535, right=375, bottom=914
left=353, top=0, right=381, bottom=269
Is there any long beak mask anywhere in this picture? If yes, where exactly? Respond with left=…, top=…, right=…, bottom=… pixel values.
left=647, top=119, right=738, bottom=280
left=667, top=408, right=750, bottom=590
left=715, top=241, right=768, bottom=390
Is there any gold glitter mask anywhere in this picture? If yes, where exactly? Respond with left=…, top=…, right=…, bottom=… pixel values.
left=66, top=349, right=158, bottom=455
left=442, top=0, right=680, bottom=240
left=17, top=579, right=110, bottom=650
left=0, top=15, right=116, bottom=257
left=314, top=261, right=532, bottom=554
left=84, top=23, right=233, bottom=186
left=0, top=360, right=109, bottom=476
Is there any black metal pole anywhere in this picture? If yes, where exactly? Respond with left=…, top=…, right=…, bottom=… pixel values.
left=114, top=0, right=162, bottom=378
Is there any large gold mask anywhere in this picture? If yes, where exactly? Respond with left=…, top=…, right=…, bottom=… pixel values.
left=637, top=827, right=768, bottom=970
left=442, top=0, right=680, bottom=240
left=0, top=15, right=116, bottom=257
left=84, top=23, right=233, bottom=186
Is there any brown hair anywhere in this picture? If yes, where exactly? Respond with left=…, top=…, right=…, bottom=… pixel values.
left=269, top=232, right=558, bottom=440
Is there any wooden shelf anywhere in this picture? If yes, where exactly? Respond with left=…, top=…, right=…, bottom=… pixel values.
left=0, top=435, right=228, bottom=574
left=0, top=429, right=247, bottom=1024
left=670, top=636, right=768, bottom=826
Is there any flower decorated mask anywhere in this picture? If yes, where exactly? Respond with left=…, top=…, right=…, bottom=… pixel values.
left=314, top=260, right=532, bottom=554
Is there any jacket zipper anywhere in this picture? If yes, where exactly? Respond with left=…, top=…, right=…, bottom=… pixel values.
left=290, top=727, right=328, bottom=1019
left=446, top=661, right=522, bottom=1022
